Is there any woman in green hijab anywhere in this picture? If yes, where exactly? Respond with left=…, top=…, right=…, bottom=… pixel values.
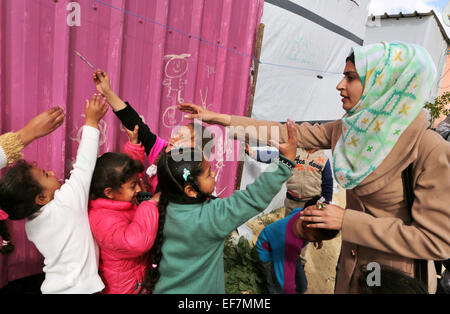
left=179, top=42, right=450, bottom=293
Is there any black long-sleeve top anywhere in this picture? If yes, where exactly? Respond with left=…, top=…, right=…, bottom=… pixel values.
left=114, top=102, right=158, bottom=156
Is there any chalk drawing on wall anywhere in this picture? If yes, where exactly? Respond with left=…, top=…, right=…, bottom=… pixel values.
left=199, top=87, right=214, bottom=111
left=214, top=160, right=226, bottom=197
left=162, top=53, right=191, bottom=128
left=288, top=35, right=314, bottom=65
left=206, top=65, right=215, bottom=79
left=66, top=114, right=108, bottom=175
left=209, top=127, right=235, bottom=197
left=70, top=114, right=108, bottom=147
left=213, top=131, right=226, bottom=197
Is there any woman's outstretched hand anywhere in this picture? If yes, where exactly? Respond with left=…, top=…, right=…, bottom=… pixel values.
left=178, top=103, right=231, bottom=125
left=178, top=103, right=214, bottom=121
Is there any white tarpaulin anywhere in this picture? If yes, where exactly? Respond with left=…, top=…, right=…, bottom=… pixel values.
left=252, top=0, right=371, bottom=122
left=237, top=0, right=371, bottom=239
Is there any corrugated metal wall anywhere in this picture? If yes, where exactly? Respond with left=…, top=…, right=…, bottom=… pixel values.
left=0, top=0, right=263, bottom=287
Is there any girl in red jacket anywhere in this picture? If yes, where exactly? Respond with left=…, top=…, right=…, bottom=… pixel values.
left=88, top=152, right=160, bottom=294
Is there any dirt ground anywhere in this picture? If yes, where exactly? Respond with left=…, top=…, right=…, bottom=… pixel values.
left=245, top=186, right=346, bottom=294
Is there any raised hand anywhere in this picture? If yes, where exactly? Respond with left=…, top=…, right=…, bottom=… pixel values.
left=272, top=119, right=298, bottom=162
left=151, top=192, right=161, bottom=203
left=125, top=125, right=139, bottom=145
left=93, top=70, right=127, bottom=112
left=17, top=107, right=66, bottom=146
left=85, top=94, right=109, bottom=129
left=93, top=70, right=112, bottom=96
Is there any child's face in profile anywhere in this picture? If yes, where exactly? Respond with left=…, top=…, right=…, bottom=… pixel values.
left=30, top=166, right=63, bottom=206
left=195, top=159, right=216, bottom=196
left=108, top=173, right=142, bottom=204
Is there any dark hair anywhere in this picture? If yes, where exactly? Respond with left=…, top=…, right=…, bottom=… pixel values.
left=443, top=258, right=450, bottom=271
left=346, top=52, right=355, bottom=65
left=0, top=220, right=14, bottom=255
left=303, top=196, right=339, bottom=241
left=0, top=160, right=43, bottom=220
left=144, top=148, right=212, bottom=291
left=89, top=152, right=145, bottom=200
left=358, top=264, right=428, bottom=294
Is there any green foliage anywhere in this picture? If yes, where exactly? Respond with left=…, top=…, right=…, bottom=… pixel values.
left=256, top=215, right=273, bottom=227
left=424, top=92, right=450, bottom=122
left=256, top=208, right=283, bottom=228
left=223, top=235, right=267, bottom=294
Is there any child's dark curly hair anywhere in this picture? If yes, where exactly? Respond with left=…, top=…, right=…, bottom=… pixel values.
left=89, top=152, right=145, bottom=200
left=0, top=160, right=44, bottom=220
left=0, top=160, right=45, bottom=255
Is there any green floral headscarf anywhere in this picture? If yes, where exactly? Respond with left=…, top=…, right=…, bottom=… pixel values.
left=333, top=41, right=437, bottom=189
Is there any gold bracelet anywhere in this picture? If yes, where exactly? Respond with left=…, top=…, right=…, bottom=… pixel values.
left=0, top=133, right=24, bottom=165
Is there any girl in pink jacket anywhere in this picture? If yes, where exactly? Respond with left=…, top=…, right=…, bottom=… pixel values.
left=88, top=152, right=159, bottom=294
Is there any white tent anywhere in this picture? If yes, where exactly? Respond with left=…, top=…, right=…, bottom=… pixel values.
left=237, top=0, right=371, bottom=240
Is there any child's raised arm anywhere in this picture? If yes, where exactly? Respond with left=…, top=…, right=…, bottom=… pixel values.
left=124, top=125, right=139, bottom=145
left=85, top=94, right=109, bottom=129
left=53, top=94, right=108, bottom=211
left=93, top=70, right=127, bottom=112
left=93, top=70, right=160, bottom=157
left=123, top=125, right=148, bottom=189
left=203, top=120, right=298, bottom=239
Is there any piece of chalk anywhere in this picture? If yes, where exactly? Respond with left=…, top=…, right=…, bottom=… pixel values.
left=74, top=50, right=95, bottom=70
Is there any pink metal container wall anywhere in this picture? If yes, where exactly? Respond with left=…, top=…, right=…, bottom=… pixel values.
left=0, top=0, right=263, bottom=287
